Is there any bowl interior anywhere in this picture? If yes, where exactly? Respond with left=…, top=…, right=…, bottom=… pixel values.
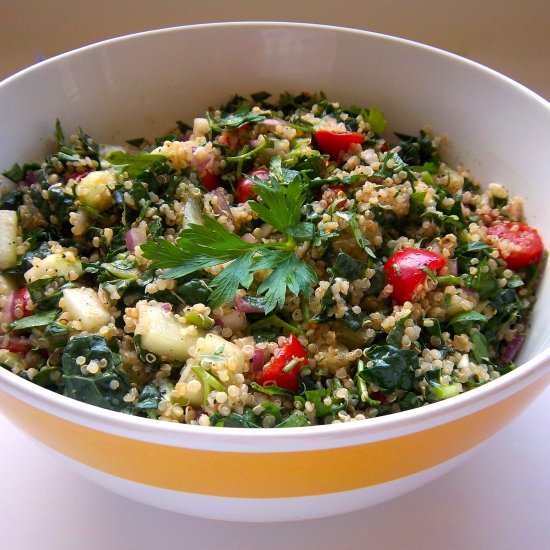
left=2, top=22, right=550, bottom=365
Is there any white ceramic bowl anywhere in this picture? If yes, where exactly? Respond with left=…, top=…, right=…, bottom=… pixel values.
left=1, top=22, right=550, bottom=522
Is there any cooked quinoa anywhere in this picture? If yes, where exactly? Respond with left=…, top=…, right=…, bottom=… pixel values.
left=0, top=91, right=545, bottom=427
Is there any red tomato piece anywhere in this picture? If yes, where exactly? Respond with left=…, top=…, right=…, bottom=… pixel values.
left=486, top=221, right=544, bottom=270
left=384, top=249, right=446, bottom=305
left=313, top=130, right=364, bottom=159
left=13, top=287, right=32, bottom=317
left=256, top=334, right=307, bottom=392
left=235, top=167, right=270, bottom=203
left=5, top=341, right=28, bottom=354
left=200, top=170, right=219, bottom=191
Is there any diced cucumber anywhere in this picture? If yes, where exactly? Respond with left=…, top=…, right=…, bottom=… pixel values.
left=24, top=252, right=83, bottom=283
left=0, top=210, right=18, bottom=269
left=61, top=287, right=113, bottom=332
left=135, top=302, right=203, bottom=361
left=194, top=333, right=245, bottom=372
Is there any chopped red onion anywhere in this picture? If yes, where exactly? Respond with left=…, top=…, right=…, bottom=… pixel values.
left=125, top=226, right=147, bottom=253
left=502, top=335, right=525, bottom=364
left=252, top=349, right=268, bottom=374
left=212, top=189, right=235, bottom=225
left=461, top=288, right=479, bottom=302
left=193, top=146, right=214, bottom=173
left=214, top=317, right=224, bottom=328
left=3, top=291, right=15, bottom=323
left=240, top=233, right=257, bottom=244
left=160, top=303, right=171, bottom=312
left=447, top=258, right=458, bottom=276
left=427, top=241, right=442, bottom=255
left=235, top=297, right=265, bottom=314
left=24, top=172, right=38, bottom=186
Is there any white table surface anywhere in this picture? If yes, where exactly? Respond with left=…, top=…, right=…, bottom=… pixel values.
left=1, top=2, right=550, bottom=548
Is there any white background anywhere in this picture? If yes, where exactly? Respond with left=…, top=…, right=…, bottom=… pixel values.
left=1, top=1, right=549, bottom=548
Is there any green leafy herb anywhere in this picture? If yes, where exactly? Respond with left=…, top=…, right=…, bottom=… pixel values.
left=248, top=314, right=302, bottom=342
left=31, top=366, right=62, bottom=388
left=213, top=409, right=260, bottom=428
left=0, top=190, right=23, bottom=210
left=248, top=176, right=305, bottom=235
left=8, top=309, right=59, bottom=331
left=250, top=381, right=295, bottom=398
left=275, top=413, right=308, bottom=427
left=207, top=104, right=265, bottom=133
left=395, top=130, right=439, bottom=167
left=142, top=165, right=318, bottom=313
left=448, top=310, right=488, bottom=326
left=506, top=275, right=524, bottom=289
left=255, top=250, right=318, bottom=313
left=250, top=91, right=271, bottom=103
left=2, top=162, right=38, bottom=183
left=135, top=384, right=162, bottom=412
left=422, top=318, right=444, bottom=345
left=176, top=278, right=212, bottom=305
left=471, top=331, right=490, bottom=364
left=61, top=335, right=132, bottom=412
left=466, top=258, right=499, bottom=299
left=285, top=221, right=316, bottom=242
left=365, top=106, right=387, bottom=135
left=360, top=345, right=418, bottom=391
left=126, top=137, right=146, bottom=148
left=208, top=252, right=255, bottom=309
left=105, top=150, right=167, bottom=178
left=330, top=251, right=367, bottom=280
left=3, top=163, right=25, bottom=183
left=386, top=313, right=411, bottom=348
left=335, top=211, right=377, bottom=258
left=303, top=388, right=346, bottom=418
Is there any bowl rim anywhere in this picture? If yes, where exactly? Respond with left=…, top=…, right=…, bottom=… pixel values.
left=1, top=21, right=550, bottom=443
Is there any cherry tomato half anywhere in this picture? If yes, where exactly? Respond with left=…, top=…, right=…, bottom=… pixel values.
left=384, top=248, right=446, bottom=305
left=5, top=341, right=29, bottom=354
left=256, top=334, right=307, bottom=393
left=235, top=167, right=270, bottom=203
left=486, top=221, right=544, bottom=270
left=200, top=170, right=219, bottom=191
left=313, top=130, right=364, bottom=159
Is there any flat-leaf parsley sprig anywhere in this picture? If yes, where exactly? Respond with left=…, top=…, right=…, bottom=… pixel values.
left=140, top=164, right=318, bottom=313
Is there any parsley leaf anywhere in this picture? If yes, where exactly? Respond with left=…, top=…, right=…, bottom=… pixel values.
left=248, top=176, right=305, bottom=234
left=206, top=104, right=265, bottom=132
left=141, top=217, right=256, bottom=279
left=141, top=159, right=319, bottom=314
left=8, top=309, right=59, bottom=331
left=105, top=150, right=167, bottom=178
left=209, top=252, right=255, bottom=309
left=255, top=250, right=318, bottom=312
left=365, top=106, right=387, bottom=135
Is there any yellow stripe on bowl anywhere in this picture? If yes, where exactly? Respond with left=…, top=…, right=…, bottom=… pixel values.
left=0, top=380, right=542, bottom=499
